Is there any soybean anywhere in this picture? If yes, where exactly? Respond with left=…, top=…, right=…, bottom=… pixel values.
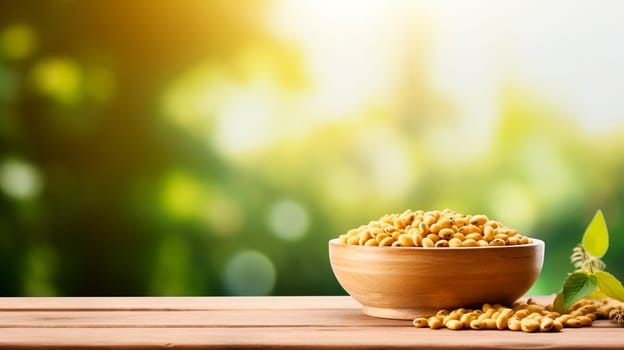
left=413, top=318, right=429, bottom=328
left=446, top=319, right=464, bottom=330
left=539, top=317, right=553, bottom=332
left=521, top=318, right=540, bottom=333
left=428, top=316, right=443, bottom=329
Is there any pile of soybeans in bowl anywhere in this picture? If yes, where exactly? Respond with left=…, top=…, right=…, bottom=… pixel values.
left=337, top=208, right=532, bottom=248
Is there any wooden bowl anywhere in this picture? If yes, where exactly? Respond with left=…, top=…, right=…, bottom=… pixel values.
left=328, top=238, right=544, bottom=319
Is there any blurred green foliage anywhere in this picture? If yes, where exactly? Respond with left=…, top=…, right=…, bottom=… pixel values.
left=0, top=1, right=622, bottom=297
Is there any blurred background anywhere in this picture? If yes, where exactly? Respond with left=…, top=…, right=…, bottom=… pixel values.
left=0, top=0, right=623, bottom=297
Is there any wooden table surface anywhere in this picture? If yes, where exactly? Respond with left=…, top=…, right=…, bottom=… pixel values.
left=0, top=295, right=621, bottom=349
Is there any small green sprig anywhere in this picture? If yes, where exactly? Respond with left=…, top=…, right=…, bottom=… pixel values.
left=553, top=210, right=624, bottom=313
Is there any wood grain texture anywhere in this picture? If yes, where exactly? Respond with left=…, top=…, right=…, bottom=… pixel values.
left=0, top=296, right=620, bottom=349
left=0, top=296, right=359, bottom=310
left=0, top=325, right=622, bottom=350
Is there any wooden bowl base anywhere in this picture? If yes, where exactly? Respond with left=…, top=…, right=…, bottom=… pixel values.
left=362, top=305, right=438, bottom=320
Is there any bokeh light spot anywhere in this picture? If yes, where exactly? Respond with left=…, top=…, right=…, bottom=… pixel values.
left=267, top=198, right=309, bottom=241
left=0, top=24, right=36, bottom=60
left=203, top=196, right=243, bottom=236
left=160, top=172, right=206, bottom=220
left=223, top=250, right=276, bottom=295
left=162, top=65, right=230, bottom=135
left=0, top=158, right=43, bottom=200
left=31, top=58, right=82, bottom=104
left=212, top=83, right=276, bottom=156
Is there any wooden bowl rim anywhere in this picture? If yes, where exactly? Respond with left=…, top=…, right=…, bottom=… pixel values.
left=329, top=238, right=544, bottom=251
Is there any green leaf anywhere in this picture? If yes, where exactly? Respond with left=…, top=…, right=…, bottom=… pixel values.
left=581, top=210, right=609, bottom=258
left=562, top=272, right=598, bottom=310
left=553, top=292, right=565, bottom=313
left=595, top=271, right=624, bottom=302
